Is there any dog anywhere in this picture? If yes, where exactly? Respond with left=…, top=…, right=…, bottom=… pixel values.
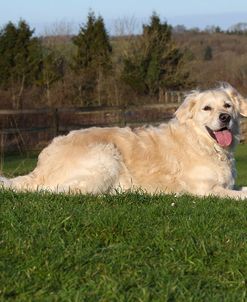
left=0, top=83, right=247, bottom=199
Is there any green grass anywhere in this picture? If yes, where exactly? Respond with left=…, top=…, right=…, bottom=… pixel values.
left=1, top=145, right=247, bottom=301
left=235, top=144, right=247, bottom=187
left=0, top=152, right=38, bottom=178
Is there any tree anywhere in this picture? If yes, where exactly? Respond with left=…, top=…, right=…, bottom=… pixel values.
left=173, top=24, right=187, bottom=33
left=205, top=25, right=223, bottom=34
left=72, top=11, right=112, bottom=105
left=228, top=22, right=247, bottom=35
left=0, top=20, right=43, bottom=108
left=121, top=13, right=190, bottom=98
left=203, top=46, right=213, bottom=61
left=39, top=47, right=65, bottom=105
left=215, top=26, right=223, bottom=33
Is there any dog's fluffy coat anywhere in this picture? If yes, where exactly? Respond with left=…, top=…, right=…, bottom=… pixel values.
left=1, top=84, right=247, bottom=199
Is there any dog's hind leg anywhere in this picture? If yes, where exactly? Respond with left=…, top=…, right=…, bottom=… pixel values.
left=0, top=143, right=125, bottom=194
left=0, top=172, right=43, bottom=192
left=58, top=143, right=124, bottom=194
left=0, top=176, right=12, bottom=189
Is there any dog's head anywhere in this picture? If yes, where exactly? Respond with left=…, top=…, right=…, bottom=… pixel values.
left=175, top=83, right=247, bottom=149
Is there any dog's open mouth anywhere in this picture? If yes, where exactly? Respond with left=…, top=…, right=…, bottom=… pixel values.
left=206, top=126, right=233, bottom=147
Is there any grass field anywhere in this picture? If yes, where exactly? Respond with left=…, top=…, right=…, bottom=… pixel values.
left=1, top=145, right=247, bottom=301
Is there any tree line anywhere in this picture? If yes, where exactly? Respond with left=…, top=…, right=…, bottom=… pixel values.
left=0, top=12, right=191, bottom=109
left=173, top=23, right=247, bottom=35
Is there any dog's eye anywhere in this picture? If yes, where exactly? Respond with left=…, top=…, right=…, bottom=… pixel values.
left=203, top=106, right=212, bottom=111
left=224, top=103, right=231, bottom=109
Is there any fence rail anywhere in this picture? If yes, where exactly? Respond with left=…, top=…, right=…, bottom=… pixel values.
left=0, top=96, right=246, bottom=153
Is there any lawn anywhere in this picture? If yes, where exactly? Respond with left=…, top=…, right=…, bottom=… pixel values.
left=0, top=145, right=247, bottom=301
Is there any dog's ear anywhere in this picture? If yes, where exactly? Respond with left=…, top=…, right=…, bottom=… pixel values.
left=175, top=93, right=197, bottom=123
left=239, top=98, right=247, bottom=117
left=222, top=83, right=247, bottom=117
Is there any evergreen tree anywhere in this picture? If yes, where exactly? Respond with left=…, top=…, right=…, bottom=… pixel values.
left=215, top=26, right=222, bottom=33
left=73, top=12, right=112, bottom=70
left=72, top=11, right=112, bottom=105
left=203, top=46, right=213, bottom=61
left=122, top=13, right=190, bottom=97
left=0, top=20, right=43, bottom=108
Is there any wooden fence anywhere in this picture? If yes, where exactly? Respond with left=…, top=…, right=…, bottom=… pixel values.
left=0, top=93, right=246, bottom=153
left=0, top=104, right=178, bottom=153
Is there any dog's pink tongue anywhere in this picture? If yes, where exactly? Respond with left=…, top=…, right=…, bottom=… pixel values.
left=213, top=129, right=233, bottom=147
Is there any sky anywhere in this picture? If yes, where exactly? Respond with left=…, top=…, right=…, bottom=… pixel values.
left=1, top=0, right=247, bottom=35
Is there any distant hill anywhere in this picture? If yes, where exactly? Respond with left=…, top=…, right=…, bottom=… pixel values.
left=173, top=31, right=247, bottom=94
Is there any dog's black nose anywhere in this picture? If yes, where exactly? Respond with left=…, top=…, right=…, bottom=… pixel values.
left=219, top=113, right=231, bottom=124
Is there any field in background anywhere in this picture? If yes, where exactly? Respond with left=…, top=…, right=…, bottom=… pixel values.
left=174, top=31, right=247, bottom=95
left=1, top=145, right=247, bottom=301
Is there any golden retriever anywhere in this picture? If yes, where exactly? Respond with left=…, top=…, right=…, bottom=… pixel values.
left=1, top=83, right=247, bottom=199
